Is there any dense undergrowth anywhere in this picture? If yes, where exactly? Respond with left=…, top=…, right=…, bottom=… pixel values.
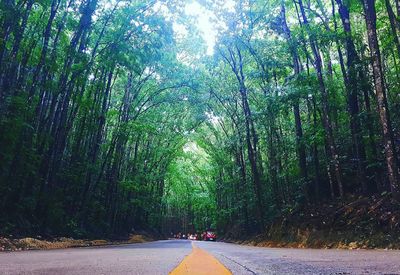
left=224, top=194, right=400, bottom=249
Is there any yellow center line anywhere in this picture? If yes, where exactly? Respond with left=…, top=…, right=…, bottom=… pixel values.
left=169, top=242, right=232, bottom=275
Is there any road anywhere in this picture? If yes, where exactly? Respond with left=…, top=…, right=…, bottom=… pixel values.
left=1, top=239, right=400, bottom=274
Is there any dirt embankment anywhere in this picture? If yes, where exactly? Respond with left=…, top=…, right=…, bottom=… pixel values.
left=224, top=194, right=400, bottom=249
left=0, top=234, right=155, bottom=251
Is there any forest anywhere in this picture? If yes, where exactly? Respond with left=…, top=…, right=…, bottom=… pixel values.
left=0, top=0, right=400, bottom=240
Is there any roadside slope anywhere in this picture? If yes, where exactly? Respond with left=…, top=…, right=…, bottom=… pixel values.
left=224, top=194, right=400, bottom=249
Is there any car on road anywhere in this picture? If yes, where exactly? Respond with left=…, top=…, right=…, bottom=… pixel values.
left=202, top=230, right=216, bottom=241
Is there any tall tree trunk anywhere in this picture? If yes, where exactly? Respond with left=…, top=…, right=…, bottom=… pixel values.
left=296, top=0, right=344, bottom=197
left=385, top=0, right=400, bottom=59
left=280, top=3, right=309, bottom=199
left=29, top=0, right=61, bottom=100
left=238, top=51, right=264, bottom=227
left=336, top=0, right=369, bottom=194
left=220, top=44, right=264, bottom=228
left=361, top=0, right=400, bottom=198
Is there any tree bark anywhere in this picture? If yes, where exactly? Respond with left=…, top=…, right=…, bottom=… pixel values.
left=336, top=0, right=369, bottom=194
left=297, top=0, right=344, bottom=197
left=281, top=3, right=309, bottom=199
left=361, top=0, right=400, bottom=198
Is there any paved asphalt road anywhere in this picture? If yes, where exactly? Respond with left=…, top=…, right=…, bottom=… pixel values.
left=1, top=239, right=400, bottom=274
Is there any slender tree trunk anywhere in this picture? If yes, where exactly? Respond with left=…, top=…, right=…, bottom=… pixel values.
left=297, top=0, right=344, bottom=197
left=361, top=0, right=400, bottom=198
left=221, top=44, right=264, bottom=228
left=29, top=0, right=61, bottom=100
left=281, top=2, right=309, bottom=199
left=336, top=0, right=369, bottom=193
left=385, top=0, right=400, bottom=58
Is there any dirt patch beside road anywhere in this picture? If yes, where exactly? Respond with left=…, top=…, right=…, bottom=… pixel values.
left=0, top=234, right=154, bottom=251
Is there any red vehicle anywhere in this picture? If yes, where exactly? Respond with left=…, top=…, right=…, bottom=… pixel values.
left=202, top=230, right=217, bottom=241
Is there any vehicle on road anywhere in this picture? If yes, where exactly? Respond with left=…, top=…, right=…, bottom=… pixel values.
left=202, top=230, right=216, bottom=241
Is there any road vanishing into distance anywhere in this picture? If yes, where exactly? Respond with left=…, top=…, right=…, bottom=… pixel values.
left=1, top=239, right=400, bottom=275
